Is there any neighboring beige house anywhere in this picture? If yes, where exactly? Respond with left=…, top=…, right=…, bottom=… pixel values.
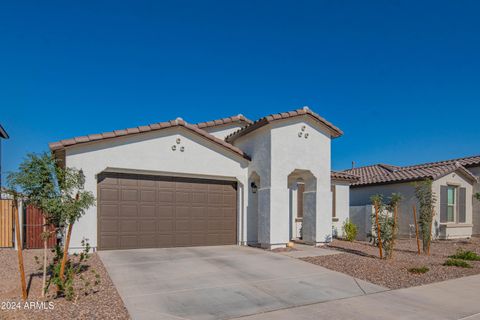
left=344, top=155, right=480, bottom=240
left=49, top=107, right=357, bottom=252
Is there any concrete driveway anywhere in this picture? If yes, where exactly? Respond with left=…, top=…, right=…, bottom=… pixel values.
left=99, top=245, right=386, bottom=320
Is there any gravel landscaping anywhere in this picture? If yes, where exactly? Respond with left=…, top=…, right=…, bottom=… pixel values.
left=302, top=237, right=480, bottom=289
left=0, top=249, right=129, bottom=320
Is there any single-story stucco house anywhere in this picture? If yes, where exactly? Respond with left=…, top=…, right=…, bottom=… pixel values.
left=49, top=107, right=358, bottom=251
left=344, top=155, right=480, bottom=240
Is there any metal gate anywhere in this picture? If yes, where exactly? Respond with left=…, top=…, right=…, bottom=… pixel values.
left=25, top=205, right=57, bottom=249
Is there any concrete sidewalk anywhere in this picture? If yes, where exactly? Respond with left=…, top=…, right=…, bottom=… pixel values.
left=233, top=274, right=480, bottom=320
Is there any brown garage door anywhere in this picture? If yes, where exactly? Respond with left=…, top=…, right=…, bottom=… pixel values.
left=97, top=173, right=237, bottom=250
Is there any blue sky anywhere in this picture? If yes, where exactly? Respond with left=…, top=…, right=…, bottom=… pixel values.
left=1, top=1, right=479, bottom=181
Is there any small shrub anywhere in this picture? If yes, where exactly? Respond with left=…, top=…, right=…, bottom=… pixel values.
left=408, top=266, right=429, bottom=274
left=443, top=258, right=472, bottom=268
left=342, top=219, right=357, bottom=242
left=449, top=249, right=480, bottom=261
left=46, top=239, right=101, bottom=300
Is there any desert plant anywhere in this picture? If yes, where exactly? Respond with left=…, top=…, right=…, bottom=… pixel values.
left=7, top=152, right=95, bottom=296
left=7, top=153, right=63, bottom=296
left=369, top=193, right=402, bottom=259
left=386, top=193, right=403, bottom=258
left=342, top=219, right=357, bottom=241
left=370, top=194, right=385, bottom=258
left=449, top=249, right=480, bottom=261
left=46, top=239, right=101, bottom=301
left=414, top=179, right=437, bottom=255
left=408, top=266, right=429, bottom=274
left=443, top=258, right=472, bottom=268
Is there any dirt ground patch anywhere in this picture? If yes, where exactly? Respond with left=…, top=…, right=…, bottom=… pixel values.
left=302, top=237, right=480, bottom=289
left=0, top=249, right=129, bottom=319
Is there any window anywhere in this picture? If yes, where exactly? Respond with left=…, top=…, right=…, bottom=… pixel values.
left=447, top=186, right=456, bottom=222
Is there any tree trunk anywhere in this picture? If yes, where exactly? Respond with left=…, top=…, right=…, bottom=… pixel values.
left=13, top=200, right=27, bottom=301
left=59, top=223, right=73, bottom=281
left=374, top=203, right=383, bottom=259
left=390, top=205, right=398, bottom=259
left=427, top=208, right=434, bottom=256
left=413, top=206, right=421, bottom=255
left=41, top=217, right=47, bottom=297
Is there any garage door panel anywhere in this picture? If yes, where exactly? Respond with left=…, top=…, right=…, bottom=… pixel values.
left=101, top=189, right=119, bottom=201
left=192, top=192, right=208, bottom=204
left=119, top=205, right=138, bottom=217
left=175, top=233, right=191, bottom=246
left=100, top=204, right=118, bottom=217
left=139, top=179, right=156, bottom=188
left=208, top=208, right=223, bottom=217
left=139, top=205, right=155, bottom=217
left=158, top=206, right=174, bottom=218
left=100, top=219, right=118, bottom=232
left=175, top=220, right=190, bottom=231
left=191, top=233, right=206, bottom=246
left=158, top=234, right=174, bottom=247
left=191, top=207, right=206, bottom=218
left=192, top=220, right=207, bottom=231
left=223, top=194, right=236, bottom=206
left=121, top=189, right=138, bottom=201
left=119, top=220, right=138, bottom=232
left=157, top=178, right=174, bottom=188
left=175, top=191, right=191, bottom=203
left=120, top=236, right=138, bottom=249
left=158, top=191, right=174, bottom=202
left=159, top=220, right=174, bottom=232
left=140, top=190, right=156, bottom=202
left=119, top=177, right=138, bottom=186
left=98, top=173, right=237, bottom=250
left=208, top=194, right=223, bottom=206
left=100, top=236, right=118, bottom=250
left=139, top=220, right=157, bottom=232
left=139, top=235, right=157, bottom=248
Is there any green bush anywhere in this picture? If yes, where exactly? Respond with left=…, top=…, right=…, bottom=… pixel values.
left=449, top=249, right=480, bottom=261
left=443, top=258, right=473, bottom=268
left=342, top=219, right=357, bottom=242
left=408, top=266, right=429, bottom=274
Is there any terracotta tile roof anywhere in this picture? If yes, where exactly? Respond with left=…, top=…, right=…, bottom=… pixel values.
left=225, top=107, right=343, bottom=142
left=345, top=156, right=480, bottom=187
left=331, top=171, right=360, bottom=182
left=194, top=114, right=253, bottom=129
left=49, top=118, right=251, bottom=161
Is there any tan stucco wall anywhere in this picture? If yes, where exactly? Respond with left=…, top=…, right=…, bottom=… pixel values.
left=350, top=171, right=474, bottom=239
left=432, top=171, right=473, bottom=239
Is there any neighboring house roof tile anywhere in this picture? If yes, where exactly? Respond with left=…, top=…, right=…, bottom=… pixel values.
left=0, top=125, right=9, bottom=139
left=225, top=107, right=343, bottom=143
left=345, top=156, right=479, bottom=187
left=331, top=171, right=360, bottom=182
left=49, top=118, right=251, bottom=161
left=194, top=114, right=253, bottom=129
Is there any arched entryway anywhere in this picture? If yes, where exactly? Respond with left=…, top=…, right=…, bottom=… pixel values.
left=287, top=170, right=317, bottom=243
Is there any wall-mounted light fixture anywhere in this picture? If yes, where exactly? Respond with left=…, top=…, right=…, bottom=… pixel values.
left=176, top=138, right=181, bottom=144
left=250, top=182, right=258, bottom=194
left=180, top=146, right=185, bottom=152
left=171, top=145, right=177, bottom=151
